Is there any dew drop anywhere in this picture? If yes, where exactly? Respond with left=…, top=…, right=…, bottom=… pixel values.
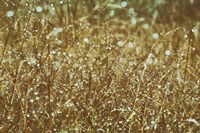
left=152, top=33, right=159, bottom=39
left=117, top=41, right=124, bottom=46
left=143, top=23, right=149, bottom=29
left=83, top=38, right=89, bottom=43
left=131, top=17, right=137, bottom=25
left=119, top=57, right=126, bottom=63
left=109, top=10, right=115, bottom=17
left=36, top=6, right=43, bottom=13
left=121, top=1, right=128, bottom=7
left=165, top=50, right=171, bottom=56
left=128, top=8, right=134, bottom=14
left=127, top=42, right=134, bottom=48
left=6, top=11, right=14, bottom=17
left=56, top=39, right=63, bottom=45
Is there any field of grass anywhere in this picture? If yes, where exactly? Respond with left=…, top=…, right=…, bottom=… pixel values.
left=0, top=0, right=200, bottom=132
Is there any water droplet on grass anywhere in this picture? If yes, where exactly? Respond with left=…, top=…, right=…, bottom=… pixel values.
left=117, top=41, right=124, bottom=46
left=6, top=11, right=14, bottom=17
left=121, top=1, right=128, bottom=7
left=83, top=38, right=89, bottom=43
left=109, top=10, right=115, bottom=16
left=129, top=61, right=135, bottom=66
left=165, top=50, right=171, bottom=56
left=56, top=39, right=63, bottom=45
left=187, top=118, right=200, bottom=126
left=57, top=27, right=63, bottom=32
left=143, top=23, right=149, bottom=29
left=36, top=6, right=43, bottom=13
left=131, top=17, right=137, bottom=25
left=49, top=7, right=56, bottom=15
left=148, top=58, right=154, bottom=64
left=128, top=8, right=134, bottom=13
left=127, top=42, right=134, bottom=48
left=119, top=57, right=126, bottom=62
left=28, top=58, right=37, bottom=65
left=152, top=33, right=159, bottom=39
left=184, top=34, right=188, bottom=38
left=7, top=116, right=11, bottom=120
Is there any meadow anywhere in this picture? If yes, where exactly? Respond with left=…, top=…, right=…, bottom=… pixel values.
left=0, top=0, right=200, bottom=132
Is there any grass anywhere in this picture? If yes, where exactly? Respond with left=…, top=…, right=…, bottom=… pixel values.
left=0, top=1, right=200, bottom=132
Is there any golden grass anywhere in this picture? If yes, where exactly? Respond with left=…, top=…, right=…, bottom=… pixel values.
left=0, top=1, right=200, bottom=132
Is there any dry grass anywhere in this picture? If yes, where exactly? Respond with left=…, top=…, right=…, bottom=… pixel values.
left=0, top=1, right=200, bottom=133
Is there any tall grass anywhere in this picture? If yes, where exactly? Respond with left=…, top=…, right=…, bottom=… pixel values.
left=0, top=0, right=200, bottom=132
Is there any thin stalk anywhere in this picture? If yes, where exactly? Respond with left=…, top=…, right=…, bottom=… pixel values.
left=47, top=42, right=53, bottom=132
left=184, top=30, right=193, bottom=83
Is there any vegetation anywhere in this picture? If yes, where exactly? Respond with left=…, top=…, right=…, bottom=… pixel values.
left=0, top=0, right=200, bottom=132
